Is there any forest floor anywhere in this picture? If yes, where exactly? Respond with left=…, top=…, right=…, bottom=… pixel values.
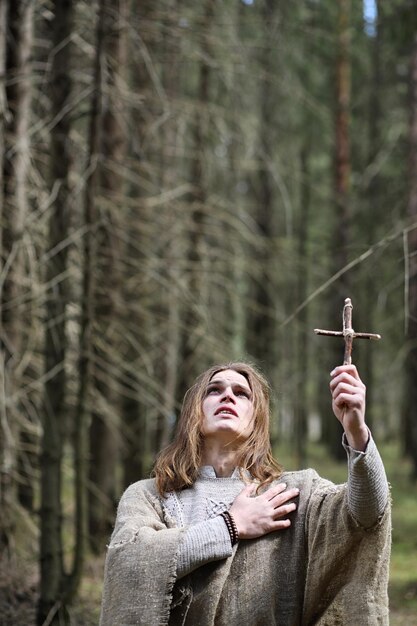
left=1, top=442, right=416, bottom=625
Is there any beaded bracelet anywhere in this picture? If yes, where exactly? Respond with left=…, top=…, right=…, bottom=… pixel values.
left=220, top=510, right=239, bottom=546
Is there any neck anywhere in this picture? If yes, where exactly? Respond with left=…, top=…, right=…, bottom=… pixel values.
left=200, top=439, right=239, bottom=477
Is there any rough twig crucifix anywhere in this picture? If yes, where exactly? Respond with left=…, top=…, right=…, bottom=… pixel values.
left=314, top=297, right=381, bottom=365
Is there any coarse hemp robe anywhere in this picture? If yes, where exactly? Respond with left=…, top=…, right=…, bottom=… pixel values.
left=100, top=469, right=391, bottom=626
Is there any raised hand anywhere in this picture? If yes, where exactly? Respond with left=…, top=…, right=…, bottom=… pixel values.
left=229, top=482, right=299, bottom=539
left=330, top=364, right=369, bottom=451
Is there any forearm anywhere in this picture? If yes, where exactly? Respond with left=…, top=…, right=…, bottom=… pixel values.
left=176, top=516, right=233, bottom=579
left=344, top=433, right=389, bottom=528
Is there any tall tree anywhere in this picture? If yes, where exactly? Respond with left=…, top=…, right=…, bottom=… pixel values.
left=38, top=0, right=74, bottom=623
left=88, top=0, right=128, bottom=554
left=324, top=0, right=352, bottom=460
left=0, top=0, right=33, bottom=550
left=0, top=0, right=6, bottom=209
left=294, top=144, right=311, bottom=468
left=69, top=0, right=107, bottom=603
left=152, top=0, right=183, bottom=452
left=177, top=0, right=216, bottom=398
left=121, top=0, right=159, bottom=488
left=403, top=27, right=417, bottom=479
left=246, top=0, right=280, bottom=372
left=215, top=0, right=248, bottom=360
left=360, top=0, right=382, bottom=431
left=0, top=0, right=10, bottom=551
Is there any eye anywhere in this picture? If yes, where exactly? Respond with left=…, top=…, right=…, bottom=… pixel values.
left=236, top=389, right=250, bottom=398
left=206, top=386, right=220, bottom=395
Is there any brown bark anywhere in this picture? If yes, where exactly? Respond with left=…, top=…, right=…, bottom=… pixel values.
left=66, top=0, right=106, bottom=603
left=404, top=32, right=417, bottom=478
left=177, top=0, right=215, bottom=400
left=294, top=145, right=310, bottom=469
left=333, top=0, right=351, bottom=280
left=153, top=0, right=183, bottom=453
left=88, top=0, right=128, bottom=554
left=361, top=1, right=382, bottom=432
left=335, top=0, right=351, bottom=210
left=37, top=0, right=74, bottom=623
left=0, top=0, right=33, bottom=551
left=0, top=0, right=6, bottom=232
left=0, top=0, right=9, bottom=551
left=323, top=0, right=352, bottom=461
left=246, top=0, right=279, bottom=371
left=121, top=0, right=156, bottom=489
left=223, top=0, right=247, bottom=360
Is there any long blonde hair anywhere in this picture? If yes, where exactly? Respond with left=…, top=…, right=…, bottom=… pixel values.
left=153, top=362, right=283, bottom=495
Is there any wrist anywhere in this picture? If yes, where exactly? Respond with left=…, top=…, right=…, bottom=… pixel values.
left=345, top=425, right=369, bottom=452
left=220, top=510, right=239, bottom=546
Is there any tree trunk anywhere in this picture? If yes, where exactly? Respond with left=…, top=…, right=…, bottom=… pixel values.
left=404, top=31, right=417, bottom=479
left=323, top=0, right=352, bottom=461
left=88, top=0, right=128, bottom=555
left=37, top=0, right=74, bottom=623
left=0, top=0, right=6, bottom=219
left=361, top=0, right=382, bottom=433
left=223, top=0, right=247, bottom=360
left=177, top=0, right=215, bottom=400
left=121, top=0, right=157, bottom=488
left=246, top=0, right=280, bottom=373
left=0, top=0, right=33, bottom=552
left=294, top=145, right=311, bottom=469
left=0, top=0, right=10, bottom=552
left=153, top=0, right=183, bottom=452
left=70, top=0, right=106, bottom=599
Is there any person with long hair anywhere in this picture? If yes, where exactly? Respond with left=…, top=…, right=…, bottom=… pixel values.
left=100, top=361, right=390, bottom=625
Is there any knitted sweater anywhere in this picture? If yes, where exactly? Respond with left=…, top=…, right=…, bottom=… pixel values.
left=100, top=436, right=391, bottom=626
left=162, top=435, right=388, bottom=579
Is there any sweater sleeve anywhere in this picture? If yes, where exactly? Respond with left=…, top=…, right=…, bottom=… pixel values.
left=176, top=515, right=233, bottom=579
left=343, top=433, right=389, bottom=528
left=100, top=480, right=184, bottom=626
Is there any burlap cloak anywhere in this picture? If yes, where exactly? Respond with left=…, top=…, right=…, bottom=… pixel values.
left=100, top=469, right=391, bottom=626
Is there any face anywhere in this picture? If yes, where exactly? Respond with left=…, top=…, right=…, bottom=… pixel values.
left=201, top=369, right=255, bottom=443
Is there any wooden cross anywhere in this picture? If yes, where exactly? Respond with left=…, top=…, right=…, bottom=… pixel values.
left=314, top=297, right=381, bottom=365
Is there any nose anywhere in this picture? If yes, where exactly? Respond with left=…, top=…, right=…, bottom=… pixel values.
left=221, top=387, right=236, bottom=403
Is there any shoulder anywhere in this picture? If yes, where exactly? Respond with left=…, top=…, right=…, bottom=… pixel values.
left=108, top=479, right=171, bottom=546
left=281, top=468, right=318, bottom=481
left=122, top=477, right=158, bottom=498
left=279, top=468, right=344, bottom=496
left=279, top=468, right=321, bottom=488
left=117, top=478, right=161, bottom=511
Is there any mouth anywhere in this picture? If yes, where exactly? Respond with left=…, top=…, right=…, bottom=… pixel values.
left=215, top=406, right=238, bottom=417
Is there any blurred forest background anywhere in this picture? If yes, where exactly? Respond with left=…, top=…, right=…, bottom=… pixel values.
left=1, top=0, right=417, bottom=624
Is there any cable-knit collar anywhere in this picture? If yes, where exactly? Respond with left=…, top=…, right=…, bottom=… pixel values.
left=198, top=466, right=247, bottom=479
